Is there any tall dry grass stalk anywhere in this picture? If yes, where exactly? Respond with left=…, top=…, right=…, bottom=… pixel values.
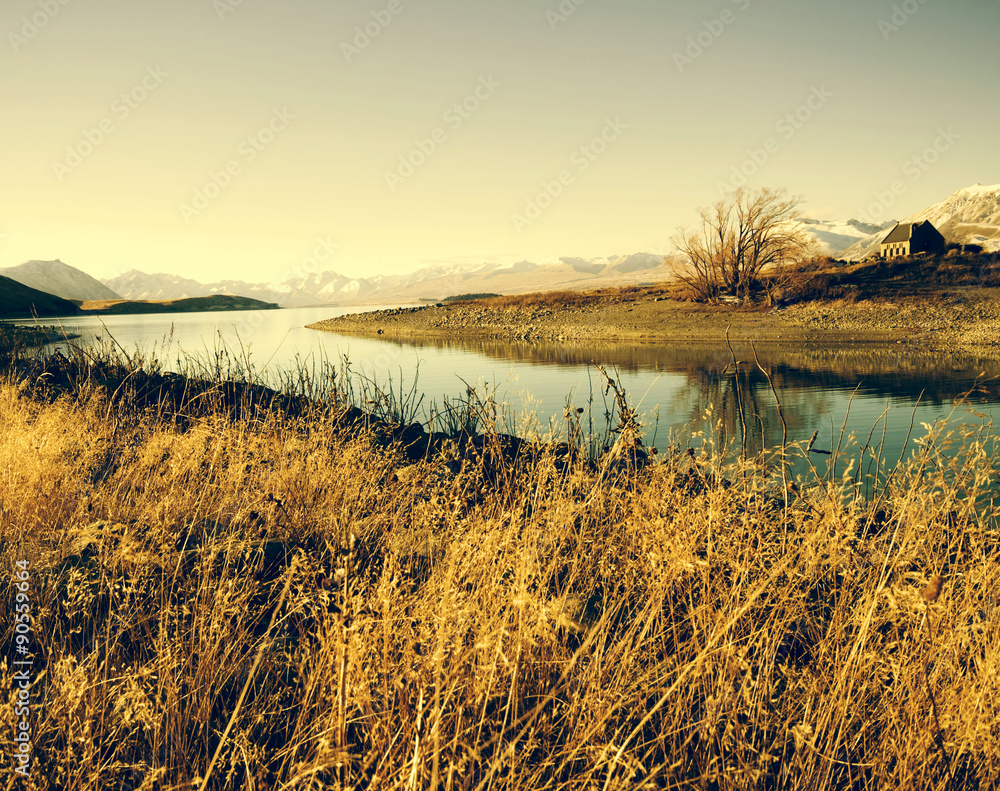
left=0, top=349, right=998, bottom=790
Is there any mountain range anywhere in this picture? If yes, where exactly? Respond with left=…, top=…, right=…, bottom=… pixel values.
left=3, top=183, right=997, bottom=309
left=101, top=253, right=678, bottom=307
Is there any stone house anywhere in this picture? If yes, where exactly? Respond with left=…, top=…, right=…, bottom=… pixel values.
left=879, top=220, right=946, bottom=258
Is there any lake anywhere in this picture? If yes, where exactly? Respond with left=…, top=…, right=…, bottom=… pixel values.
left=12, top=305, right=1000, bottom=488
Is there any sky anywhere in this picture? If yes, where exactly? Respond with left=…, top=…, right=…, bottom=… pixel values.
left=1, top=0, right=998, bottom=284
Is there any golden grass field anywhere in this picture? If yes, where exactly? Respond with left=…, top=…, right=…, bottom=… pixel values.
left=1, top=345, right=999, bottom=790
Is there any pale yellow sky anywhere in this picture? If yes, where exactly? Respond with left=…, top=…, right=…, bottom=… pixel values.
left=1, top=0, right=997, bottom=283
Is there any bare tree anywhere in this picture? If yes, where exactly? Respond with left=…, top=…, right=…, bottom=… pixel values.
left=671, top=187, right=816, bottom=303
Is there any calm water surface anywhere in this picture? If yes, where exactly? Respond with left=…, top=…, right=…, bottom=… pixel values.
left=15, top=306, right=1000, bottom=484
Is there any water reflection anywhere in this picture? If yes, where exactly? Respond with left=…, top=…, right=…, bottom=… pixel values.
left=378, top=336, right=999, bottom=403
left=12, top=306, right=999, bottom=485
left=366, top=333, right=1000, bottom=486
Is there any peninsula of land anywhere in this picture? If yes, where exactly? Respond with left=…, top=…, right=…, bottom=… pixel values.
left=309, top=288, right=1000, bottom=348
left=308, top=256, right=1000, bottom=351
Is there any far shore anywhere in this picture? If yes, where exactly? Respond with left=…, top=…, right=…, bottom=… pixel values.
left=0, top=293, right=280, bottom=321
left=74, top=294, right=280, bottom=315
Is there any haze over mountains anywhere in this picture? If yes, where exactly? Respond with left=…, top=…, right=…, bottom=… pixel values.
left=3, top=184, right=997, bottom=309
left=102, top=253, right=677, bottom=307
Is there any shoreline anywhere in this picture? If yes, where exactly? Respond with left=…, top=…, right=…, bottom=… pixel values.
left=307, top=286, right=1000, bottom=352
left=0, top=322, right=81, bottom=348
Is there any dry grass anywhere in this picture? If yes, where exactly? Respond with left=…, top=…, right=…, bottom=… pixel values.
left=480, top=284, right=686, bottom=311
left=775, top=252, right=1000, bottom=303
left=485, top=290, right=599, bottom=310
left=1, top=352, right=999, bottom=790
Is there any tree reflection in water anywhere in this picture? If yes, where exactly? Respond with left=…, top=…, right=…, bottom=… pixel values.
left=364, top=333, right=1000, bottom=491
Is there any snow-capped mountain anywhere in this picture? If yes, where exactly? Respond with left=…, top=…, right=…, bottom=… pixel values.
left=840, top=183, right=1000, bottom=261
left=793, top=218, right=896, bottom=256
left=0, top=259, right=121, bottom=301
left=103, top=270, right=217, bottom=301
left=103, top=253, right=676, bottom=307
left=906, top=183, right=1000, bottom=248
left=103, top=270, right=325, bottom=306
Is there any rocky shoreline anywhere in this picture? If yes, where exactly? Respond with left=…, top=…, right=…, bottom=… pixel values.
left=308, top=287, right=1000, bottom=351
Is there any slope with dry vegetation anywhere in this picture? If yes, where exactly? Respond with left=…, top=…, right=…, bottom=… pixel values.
left=1, top=345, right=999, bottom=790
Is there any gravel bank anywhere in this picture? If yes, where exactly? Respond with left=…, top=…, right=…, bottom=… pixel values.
left=308, top=287, right=1000, bottom=352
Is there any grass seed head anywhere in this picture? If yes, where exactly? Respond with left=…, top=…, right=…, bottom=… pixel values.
left=921, top=574, right=944, bottom=603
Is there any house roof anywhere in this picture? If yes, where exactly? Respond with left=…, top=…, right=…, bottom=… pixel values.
left=880, top=220, right=942, bottom=245
left=881, top=223, right=916, bottom=244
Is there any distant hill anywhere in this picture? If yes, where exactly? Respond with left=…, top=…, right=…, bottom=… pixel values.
left=0, top=275, right=80, bottom=318
left=0, top=260, right=121, bottom=301
left=841, top=183, right=1000, bottom=260
left=78, top=295, right=280, bottom=315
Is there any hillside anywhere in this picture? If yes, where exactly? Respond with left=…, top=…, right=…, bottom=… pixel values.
left=77, top=294, right=280, bottom=315
left=0, top=275, right=80, bottom=318
left=841, top=183, right=1000, bottom=260
left=907, top=182, right=1000, bottom=246
left=0, top=259, right=121, bottom=301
